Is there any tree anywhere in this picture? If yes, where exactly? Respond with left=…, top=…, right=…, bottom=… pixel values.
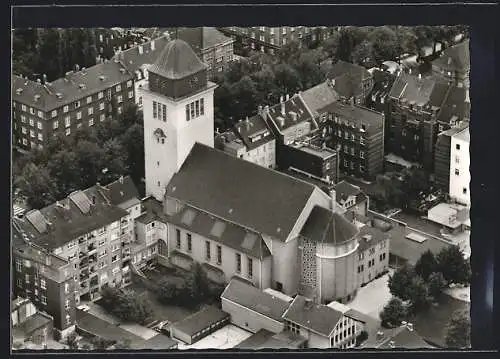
left=355, top=330, right=369, bottom=347
left=115, top=289, right=154, bottom=325
left=351, top=40, right=374, bottom=67
left=113, top=339, right=131, bottom=350
left=415, top=250, right=438, bottom=281
left=230, top=76, right=259, bottom=121
left=185, top=262, right=210, bottom=305
left=369, top=26, right=399, bottom=64
left=406, top=275, right=432, bottom=311
left=65, top=332, right=79, bottom=350
left=428, top=272, right=447, bottom=300
left=445, top=310, right=471, bottom=348
left=388, top=264, right=416, bottom=301
left=46, top=150, right=83, bottom=196
left=273, top=64, right=302, bottom=96
left=90, top=336, right=113, bottom=350
left=18, top=162, right=58, bottom=209
left=121, top=123, right=145, bottom=187
left=436, top=246, right=470, bottom=285
left=380, top=297, right=407, bottom=328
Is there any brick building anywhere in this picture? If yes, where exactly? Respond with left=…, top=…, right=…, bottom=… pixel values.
left=177, top=27, right=234, bottom=79
left=215, top=114, right=276, bottom=169
left=12, top=61, right=134, bottom=151
left=219, top=27, right=336, bottom=55
left=320, top=102, right=385, bottom=181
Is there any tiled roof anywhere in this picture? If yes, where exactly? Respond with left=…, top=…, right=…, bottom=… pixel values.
left=319, top=102, right=384, bottom=137
left=14, top=184, right=128, bottom=250
left=103, top=175, right=140, bottom=207
left=432, top=39, right=470, bottom=73
left=453, top=126, right=469, bottom=143
left=166, top=143, right=316, bottom=242
left=375, top=326, right=436, bottom=349
left=148, top=39, right=207, bottom=80
left=335, top=180, right=367, bottom=204
left=357, top=225, right=389, bottom=253
left=169, top=206, right=271, bottom=259
left=327, top=60, right=372, bottom=99
left=267, top=94, right=317, bottom=133
left=115, top=35, right=170, bottom=75
left=233, top=115, right=274, bottom=151
left=388, top=72, right=436, bottom=104
left=300, top=206, right=359, bottom=245
left=221, top=279, right=291, bottom=323
left=171, top=305, right=229, bottom=337
left=13, top=312, right=52, bottom=337
left=178, top=27, right=233, bottom=54
left=12, top=62, right=133, bottom=111
left=283, top=295, right=343, bottom=337
left=299, top=80, right=339, bottom=117
left=328, top=60, right=372, bottom=82
left=438, top=86, right=470, bottom=124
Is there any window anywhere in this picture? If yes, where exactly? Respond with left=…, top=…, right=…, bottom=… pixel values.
left=51, top=110, right=57, bottom=118
left=76, top=111, right=82, bottom=120
left=117, top=95, right=123, bottom=103
left=116, top=84, right=121, bottom=92
left=21, top=127, right=27, bottom=134
left=100, top=114, right=105, bottom=122
left=40, top=279, right=46, bottom=289
left=21, top=115, right=26, bottom=123
left=29, top=117, right=35, bottom=126
left=187, top=233, right=192, bottom=252
left=153, top=101, right=158, bottom=119
left=30, top=129, right=35, bottom=138
left=65, top=282, right=70, bottom=294
left=64, top=116, right=71, bottom=128
left=63, top=105, right=69, bottom=113
left=206, top=241, right=211, bottom=260
left=455, top=156, right=460, bottom=164
left=127, top=80, right=133, bottom=88
left=455, top=169, right=460, bottom=176
left=98, top=91, right=104, bottom=99
left=463, top=187, right=467, bottom=194
left=117, top=106, right=122, bottom=115
left=176, top=229, right=181, bottom=249
left=128, top=91, right=134, bottom=99
left=217, top=245, right=222, bottom=264
left=87, top=107, right=94, bottom=116
left=111, top=254, right=120, bottom=263
left=99, top=102, right=105, bottom=111
left=41, top=295, right=47, bottom=305
left=30, top=107, right=35, bottom=115
left=138, top=96, right=143, bottom=106
left=236, top=253, right=241, bottom=273
left=286, top=321, right=300, bottom=335
left=456, top=144, right=460, bottom=150
left=37, top=121, right=43, bottom=130
left=88, top=118, right=94, bottom=126
left=16, top=260, right=22, bottom=271
left=247, top=257, right=253, bottom=278
left=282, top=38, right=287, bottom=45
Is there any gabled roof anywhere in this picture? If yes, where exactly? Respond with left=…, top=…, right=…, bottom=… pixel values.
left=169, top=205, right=271, bottom=259
left=148, top=39, right=207, bottom=80
left=375, top=326, right=436, bottom=349
left=432, top=39, right=470, bottom=73
left=328, top=60, right=372, bottom=82
left=438, top=86, right=470, bottom=124
left=103, top=175, right=140, bottom=207
left=300, top=206, right=358, bottom=245
left=299, top=80, right=339, bottom=117
left=12, top=62, right=133, bottom=111
left=282, top=295, right=343, bottom=337
left=178, top=27, right=233, bottom=54
left=389, top=72, right=436, bottom=104
left=327, top=60, right=373, bottom=99
left=357, top=225, right=389, bottom=253
left=115, top=35, right=170, bottom=74
left=267, top=94, right=316, bottom=133
left=171, top=306, right=229, bottom=337
left=233, top=115, right=274, bottom=151
left=335, top=180, right=367, bottom=204
left=166, top=143, right=316, bottom=242
left=221, top=279, right=291, bottom=323
left=234, top=329, right=307, bottom=349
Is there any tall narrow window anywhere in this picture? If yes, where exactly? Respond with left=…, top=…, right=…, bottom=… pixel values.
left=247, top=257, right=253, bottom=278
left=205, top=241, right=211, bottom=260
left=186, top=104, right=190, bottom=121
left=190, top=102, right=195, bottom=118
left=187, top=233, right=192, bottom=252
left=158, top=101, right=162, bottom=120
left=217, top=245, right=222, bottom=264
left=195, top=100, right=200, bottom=117
left=200, top=98, right=204, bottom=115
left=153, top=101, right=157, bottom=119
left=236, top=253, right=241, bottom=273
left=162, top=104, right=167, bottom=122
left=176, top=229, right=181, bottom=249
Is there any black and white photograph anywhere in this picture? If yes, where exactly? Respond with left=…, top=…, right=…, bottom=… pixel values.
left=11, top=24, right=473, bottom=351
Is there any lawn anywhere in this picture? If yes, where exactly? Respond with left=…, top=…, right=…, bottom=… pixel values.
left=410, top=295, right=470, bottom=348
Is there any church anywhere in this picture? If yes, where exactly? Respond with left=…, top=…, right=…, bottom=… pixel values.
left=139, top=39, right=389, bottom=304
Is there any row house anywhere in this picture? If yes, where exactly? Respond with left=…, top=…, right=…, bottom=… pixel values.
left=177, top=27, right=235, bottom=79
left=320, top=102, right=385, bottom=181
left=12, top=61, right=134, bottom=151
left=219, top=27, right=336, bottom=55
left=215, top=114, right=276, bottom=169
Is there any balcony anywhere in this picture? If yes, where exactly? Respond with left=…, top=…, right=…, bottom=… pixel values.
left=87, top=244, right=97, bottom=254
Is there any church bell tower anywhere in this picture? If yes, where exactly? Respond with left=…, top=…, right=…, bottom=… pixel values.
left=139, top=38, right=217, bottom=201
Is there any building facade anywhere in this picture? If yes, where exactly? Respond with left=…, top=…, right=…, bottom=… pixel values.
left=11, top=297, right=54, bottom=346
left=12, top=62, right=135, bottom=151
left=449, top=127, right=470, bottom=206
left=177, top=27, right=235, bottom=79
left=320, top=102, right=385, bottom=181
left=326, top=61, right=374, bottom=105
left=356, top=226, right=390, bottom=286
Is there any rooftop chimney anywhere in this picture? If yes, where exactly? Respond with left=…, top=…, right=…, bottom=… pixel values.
left=151, top=40, right=155, bottom=51
left=447, top=57, right=452, bottom=65
left=138, top=45, right=144, bottom=55
left=331, top=78, right=336, bottom=87
left=304, top=298, right=314, bottom=310
left=281, top=100, right=286, bottom=116
left=465, top=89, right=470, bottom=103
left=45, top=255, right=51, bottom=266
left=285, top=94, right=289, bottom=101
left=75, top=64, right=80, bottom=72
left=119, top=175, right=124, bottom=184
left=330, top=189, right=337, bottom=213
left=290, top=112, right=297, bottom=122
left=418, top=73, right=422, bottom=80
left=407, top=323, right=414, bottom=331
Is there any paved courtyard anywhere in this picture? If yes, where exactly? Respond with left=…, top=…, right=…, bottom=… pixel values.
left=177, top=325, right=252, bottom=350
left=349, top=269, right=394, bottom=320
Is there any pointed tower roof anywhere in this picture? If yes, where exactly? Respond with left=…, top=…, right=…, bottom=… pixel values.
left=148, top=39, right=207, bottom=80
left=300, top=206, right=359, bottom=245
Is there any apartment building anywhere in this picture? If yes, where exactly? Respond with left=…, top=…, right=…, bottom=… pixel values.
left=320, top=102, right=385, bottom=181
left=327, top=61, right=374, bottom=105
left=219, top=27, right=336, bottom=55
left=432, top=39, right=470, bottom=89
left=114, top=36, right=170, bottom=108
left=449, top=126, right=470, bottom=206
left=334, top=180, right=369, bottom=217
left=12, top=61, right=134, bottom=151
left=356, top=226, right=390, bottom=286
left=12, top=223, right=76, bottom=339
left=177, top=27, right=234, bottom=79
left=215, top=115, right=276, bottom=169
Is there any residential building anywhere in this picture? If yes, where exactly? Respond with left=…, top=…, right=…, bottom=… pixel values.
left=427, top=203, right=470, bottom=234
left=432, top=39, right=470, bottom=89
left=334, top=180, right=369, bottom=217
left=282, top=295, right=363, bottom=349
left=277, top=142, right=338, bottom=184
left=362, top=322, right=436, bottom=349
left=177, top=27, right=235, bottom=79
left=215, top=114, right=276, bottom=169
left=449, top=126, right=470, bottom=206
left=321, top=102, right=385, bottom=181
left=139, top=38, right=217, bottom=202
left=11, top=297, right=54, bottom=346
left=387, top=72, right=470, bottom=171
left=219, top=27, right=336, bottom=55
left=12, top=224, right=76, bottom=339
left=262, top=94, right=319, bottom=146
left=356, top=226, right=389, bottom=286
left=327, top=60, right=374, bottom=105
left=132, top=207, right=167, bottom=271
left=12, top=61, right=134, bottom=151
left=298, top=79, right=340, bottom=122
left=433, top=124, right=468, bottom=194
left=114, top=35, right=170, bottom=108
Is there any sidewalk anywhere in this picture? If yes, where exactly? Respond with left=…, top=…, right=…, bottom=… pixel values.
left=349, top=270, right=394, bottom=320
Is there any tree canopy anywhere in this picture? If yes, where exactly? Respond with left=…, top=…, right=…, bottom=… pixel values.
left=445, top=309, right=471, bottom=348
left=380, top=297, right=408, bottom=328
left=436, top=246, right=471, bottom=285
